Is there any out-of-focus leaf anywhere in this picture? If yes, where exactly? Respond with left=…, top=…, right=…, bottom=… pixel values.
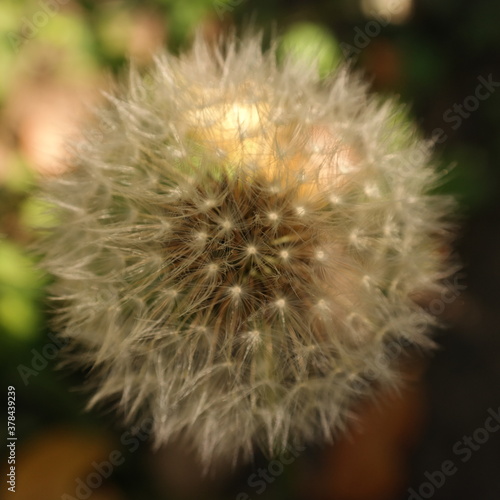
left=279, top=22, right=342, bottom=77
left=0, top=240, right=41, bottom=289
left=20, top=196, right=57, bottom=231
left=0, top=289, right=39, bottom=339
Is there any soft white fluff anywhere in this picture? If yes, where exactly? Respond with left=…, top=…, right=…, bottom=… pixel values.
left=38, top=33, right=454, bottom=466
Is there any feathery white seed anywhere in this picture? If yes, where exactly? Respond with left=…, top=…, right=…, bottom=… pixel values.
left=36, top=32, right=454, bottom=468
left=295, top=206, right=306, bottom=217
left=207, top=263, right=219, bottom=273
left=246, top=245, right=257, bottom=255
left=315, top=249, right=326, bottom=261
left=275, top=298, right=286, bottom=309
left=279, top=250, right=290, bottom=260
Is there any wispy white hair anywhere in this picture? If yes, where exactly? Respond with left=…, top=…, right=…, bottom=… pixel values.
left=37, top=32, right=454, bottom=467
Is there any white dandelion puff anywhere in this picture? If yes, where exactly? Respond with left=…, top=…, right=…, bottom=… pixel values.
left=36, top=32, right=455, bottom=467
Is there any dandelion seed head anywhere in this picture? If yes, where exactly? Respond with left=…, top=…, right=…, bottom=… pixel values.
left=275, top=298, right=286, bottom=309
left=279, top=250, right=290, bottom=260
left=246, top=329, right=262, bottom=344
left=36, top=32, right=455, bottom=467
left=295, top=205, right=306, bottom=217
left=206, top=263, right=219, bottom=274
left=202, top=198, right=216, bottom=210
left=195, top=230, right=208, bottom=241
left=315, top=249, right=326, bottom=261
left=246, top=245, right=257, bottom=255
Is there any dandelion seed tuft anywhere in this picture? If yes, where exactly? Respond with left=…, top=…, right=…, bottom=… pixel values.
left=36, top=32, right=455, bottom=467
left=246, top=245, right=257, bottom=256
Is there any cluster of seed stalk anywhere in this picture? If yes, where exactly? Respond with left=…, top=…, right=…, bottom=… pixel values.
left=38, top=34, right=453, bottom=465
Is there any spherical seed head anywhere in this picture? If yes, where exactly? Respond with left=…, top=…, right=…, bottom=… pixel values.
left=37, top=32, right=455, bottom=467
left=279, top=250, right=290, bottom=259
left=275, top=298, right=286, bottom=309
